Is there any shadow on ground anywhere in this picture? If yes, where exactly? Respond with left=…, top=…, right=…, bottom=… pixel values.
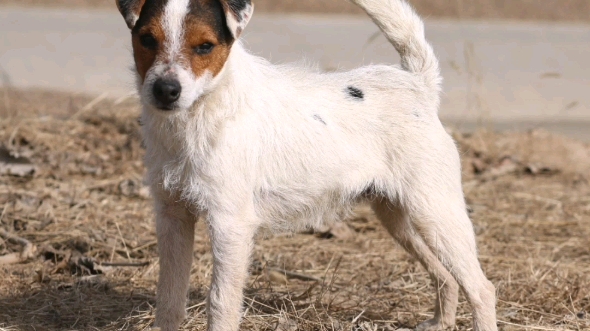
left=0, top=278, right=154, bottom=331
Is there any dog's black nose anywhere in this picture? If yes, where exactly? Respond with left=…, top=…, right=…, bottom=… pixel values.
left=153, top=79, right=181, bottom=107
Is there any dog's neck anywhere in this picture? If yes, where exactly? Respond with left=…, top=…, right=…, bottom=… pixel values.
left=141, top=41, right=265, bottom=167
left=198, top=41, right=267, bottom=113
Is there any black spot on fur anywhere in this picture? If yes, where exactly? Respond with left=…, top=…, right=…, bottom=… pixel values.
left=313, top=114, right=326, bottom=125
left=346, top=86, right=364, bottom=100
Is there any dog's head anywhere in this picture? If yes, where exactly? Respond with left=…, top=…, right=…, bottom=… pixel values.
left=117, top=0, right=253, bottom=111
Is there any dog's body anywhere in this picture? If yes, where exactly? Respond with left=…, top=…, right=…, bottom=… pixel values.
left=117, top=0, right=498, bottom=330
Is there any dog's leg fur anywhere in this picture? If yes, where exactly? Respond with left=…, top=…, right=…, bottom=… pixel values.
left=372, top=200, right=459, bottom=330
left=207, top=208, right=258, bottom=331
left=348, top=1, right=498, bottom=328
left=383, top=143, right=497, bottom=331
left=406, top=195, right=497, bottom=331
left=153, top=193, right=196, bottom=331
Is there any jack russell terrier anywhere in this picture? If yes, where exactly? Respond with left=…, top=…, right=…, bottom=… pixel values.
left=116, top=0, right=498, bottom=330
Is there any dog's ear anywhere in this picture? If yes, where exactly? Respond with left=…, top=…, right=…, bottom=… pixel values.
left=116, top=0, right=146, bottom=29
left=219, top=0, right=254, bottom=39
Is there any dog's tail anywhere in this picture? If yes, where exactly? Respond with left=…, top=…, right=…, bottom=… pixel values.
left=350, top=0, right=441, bottom=93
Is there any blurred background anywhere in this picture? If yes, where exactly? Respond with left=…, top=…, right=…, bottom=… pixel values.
left=2, top=0, right=590, bottom=19
left=0, top=2, right=589, bottom=331
left=1, top=0, right=590, bottom=139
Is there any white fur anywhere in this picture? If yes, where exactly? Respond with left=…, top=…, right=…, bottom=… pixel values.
left=163, top=0, right=189, bottom=58
left=134, top=1, right=499, bottom=331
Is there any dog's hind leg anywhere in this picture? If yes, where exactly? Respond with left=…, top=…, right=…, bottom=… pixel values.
left=372, top=199, right=459, bottom=330
left=398, top=174, right=497, bottom=331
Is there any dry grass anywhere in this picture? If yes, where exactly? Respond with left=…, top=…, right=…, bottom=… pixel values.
left=0, top=87, right=589, bottom=331
left=1, top=0, right=590, bottom=22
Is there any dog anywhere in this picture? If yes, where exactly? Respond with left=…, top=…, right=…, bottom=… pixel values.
left=116, top=0, right=498, bottom=330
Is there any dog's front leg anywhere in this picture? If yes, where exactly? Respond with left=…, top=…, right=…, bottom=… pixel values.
left=207, top=211, right=258, bottom=331
left=153, top=197, right=196, bottom=331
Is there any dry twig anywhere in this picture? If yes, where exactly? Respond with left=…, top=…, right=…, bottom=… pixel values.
left=0, top=228, right=37, bottom=265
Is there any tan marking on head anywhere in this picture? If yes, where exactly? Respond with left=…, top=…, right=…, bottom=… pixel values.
left=182, top=18, right=232, bottom=79
left=132, top=15, right=165, bottom=82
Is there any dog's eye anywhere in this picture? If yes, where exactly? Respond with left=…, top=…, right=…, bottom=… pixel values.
left=194, top=43, right=215, bottom=55
left=140, top=34, right=158, bottom=50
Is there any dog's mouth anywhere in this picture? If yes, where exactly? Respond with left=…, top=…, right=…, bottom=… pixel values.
left=139, top=96, right=183, bottom=113
left=154, top=103, right=179, bottom=112
left=142, top=98, right=180, bottom=112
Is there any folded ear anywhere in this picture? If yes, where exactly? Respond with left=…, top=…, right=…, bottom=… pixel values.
left=116, top=0, right=146, bottom=29
left=219, top=0, right=254, bottom=39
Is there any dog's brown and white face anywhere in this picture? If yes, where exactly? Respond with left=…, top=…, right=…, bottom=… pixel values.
left=117, top=0, right=253, bottom=111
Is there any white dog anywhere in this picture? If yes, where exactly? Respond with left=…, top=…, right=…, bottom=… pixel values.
left=116, top=0, right=498, bottom=330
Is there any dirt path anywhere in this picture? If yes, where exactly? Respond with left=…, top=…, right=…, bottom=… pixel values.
left=1, top=0, right=590, bottom=22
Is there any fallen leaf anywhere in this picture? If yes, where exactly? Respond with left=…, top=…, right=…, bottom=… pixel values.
left=483, top=156, right=519, bottom=179
left=267, top=269, right=289, bottom=285
left=0, top=228, right=37, bottom=265
left=0, top=146, right=36, bottom=177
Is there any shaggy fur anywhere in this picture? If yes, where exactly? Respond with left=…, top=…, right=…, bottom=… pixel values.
left=117, top=0, right=498, bottom=330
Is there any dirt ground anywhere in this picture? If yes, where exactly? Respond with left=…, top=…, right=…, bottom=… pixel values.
left=0, top=87, right=589, bottom=331
left=0, top=0, right=590, bottom=22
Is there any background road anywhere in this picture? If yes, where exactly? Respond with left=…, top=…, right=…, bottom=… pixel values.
left=1, top=7, right=589, bottom=139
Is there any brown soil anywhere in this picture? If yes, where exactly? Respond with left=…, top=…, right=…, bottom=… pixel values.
left=1, top=0, right=590, bottom=22
left=0, top=87, right=589, bottom=331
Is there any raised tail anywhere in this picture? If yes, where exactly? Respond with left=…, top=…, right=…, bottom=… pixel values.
left=350, top=0, right=441, bottom=94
